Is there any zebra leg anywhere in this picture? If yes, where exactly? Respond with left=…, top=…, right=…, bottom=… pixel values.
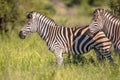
left=95, top=48, right=114, bottom=65
left=94, top=48, right=104, bottom=62
left=102, top=51, right=114, bottom=65
left=54, top=50, right=63, bottom=65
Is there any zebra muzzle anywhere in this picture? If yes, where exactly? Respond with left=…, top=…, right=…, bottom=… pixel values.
left=19, top=31, right=26, bottom=39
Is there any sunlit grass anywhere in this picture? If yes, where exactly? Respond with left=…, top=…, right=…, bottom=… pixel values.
left=0, top=29, right=120, bottom=80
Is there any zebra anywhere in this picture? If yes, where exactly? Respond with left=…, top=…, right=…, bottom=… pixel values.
left=19, top=11, right=114, bottom=65
left=88, top=8, right=120, bottom=55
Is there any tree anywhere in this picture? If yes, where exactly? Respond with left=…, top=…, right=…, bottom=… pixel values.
left=0, top=0, right=19, bottom=33
left=109, top=0, right=120, bottom=16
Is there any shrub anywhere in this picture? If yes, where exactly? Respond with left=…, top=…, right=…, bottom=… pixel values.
left=88, top=0, right=107, bottom=6
left=62, top=0, right=81, bottom=7
left=0, top=0, right=19, bottom=32
left=109, top=0, right=120, bottom=16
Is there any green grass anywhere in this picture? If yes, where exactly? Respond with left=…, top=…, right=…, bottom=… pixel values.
left=0, top=0, right=119, bottom=79
left=0, top=29, right=120, bottom=80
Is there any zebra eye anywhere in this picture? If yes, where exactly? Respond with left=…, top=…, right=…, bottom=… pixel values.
left=28, top=22, right=30, bottom=25
left=26, top=13, right=32, bottom=19
left=94, top=20, right=97, bottom=22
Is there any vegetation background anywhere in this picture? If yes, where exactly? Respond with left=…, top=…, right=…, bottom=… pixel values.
left=0, top=0, right=120, bottom=80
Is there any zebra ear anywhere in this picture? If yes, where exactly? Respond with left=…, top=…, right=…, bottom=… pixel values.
left=26, top=12, right=32, bottom=19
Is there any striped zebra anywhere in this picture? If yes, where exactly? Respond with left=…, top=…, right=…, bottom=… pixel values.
left=19, top=11, right=114, bottom=65
left=89, top=8, right=120, bottom=53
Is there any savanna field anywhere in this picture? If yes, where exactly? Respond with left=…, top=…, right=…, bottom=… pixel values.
left=1, top=0, right=120, bottom=80
left=0, top=23, right=120, bottom=80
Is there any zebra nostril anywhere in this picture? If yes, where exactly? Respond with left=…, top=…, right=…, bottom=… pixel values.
left=19, top=31, right=26, bottom=39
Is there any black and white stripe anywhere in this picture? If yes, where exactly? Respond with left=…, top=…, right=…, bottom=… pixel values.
left=89, top=8, right=120, bottom=51
left=19, top=11, right=113, bottom=65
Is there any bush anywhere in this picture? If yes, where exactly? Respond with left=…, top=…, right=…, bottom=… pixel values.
left=0, top=0, right=19, bottom=32
left=88, top=0, right=106, bottom=6
left=0, top=0, right=56, bottom=33
left=109, top=0, right=120, bottom=16
left=62, top=0, right=81, bottom=7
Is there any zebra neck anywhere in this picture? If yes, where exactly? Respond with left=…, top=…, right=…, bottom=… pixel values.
left=104, top=17, right=120, bottom=32
left=104, top=13, right=120, bottom=28
left=37, top=23, right=57, bottom=41
left=103, top=16, right=120, bottom=41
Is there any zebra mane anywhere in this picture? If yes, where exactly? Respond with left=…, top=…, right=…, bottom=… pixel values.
left=29, top=11, right=57, bottom=26
left=94, top=8, right=120, bottom=20
left=105, top=9, right=120, bottom=20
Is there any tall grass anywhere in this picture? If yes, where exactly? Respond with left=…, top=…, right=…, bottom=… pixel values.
left=0, top=28, right=120, bottom=80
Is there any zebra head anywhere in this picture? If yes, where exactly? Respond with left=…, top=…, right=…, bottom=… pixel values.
left=89, top=8, right=105, bottom=34
left=19, top=11, right=39, bottom=39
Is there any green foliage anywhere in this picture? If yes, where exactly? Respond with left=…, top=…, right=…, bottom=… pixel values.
left=62, top=0, right=81, bottom=7
left=88, top=0, right=106, bottom=6
left=0, top=0, right=56, bottom=32
left=0, top=0, right=20, bottom=31
left=62, top=0, right=108, bottom=7
left=18, top=0, right=55, bottom=15
left=109, top=0, right=120, bottom=16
